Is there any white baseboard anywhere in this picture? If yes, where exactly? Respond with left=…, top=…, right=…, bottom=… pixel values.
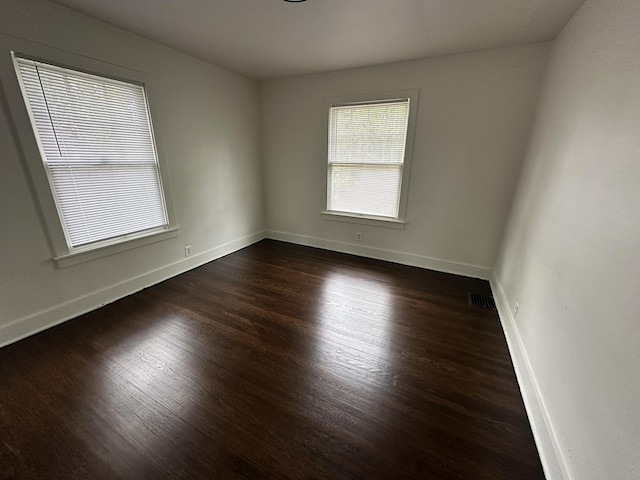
left=266, top=230, right=492, bottom=279
left=0, top=230, right=266, bottom=348
left=490, top=275, right=570, bottom=480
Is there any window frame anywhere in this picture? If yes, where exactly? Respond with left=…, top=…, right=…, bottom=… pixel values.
left=0, top=40, right=178, bottom=267
left=321, top=89, right=419, bottom=228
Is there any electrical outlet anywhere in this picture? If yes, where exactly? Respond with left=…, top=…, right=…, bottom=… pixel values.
left=185, top=245, right=192, bottom=257
left=514, top=302, right=520, bottom=318
left=356, top=232, right=362, bottom=242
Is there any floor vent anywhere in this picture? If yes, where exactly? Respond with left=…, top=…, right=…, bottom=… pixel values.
left=468, top=292, right=497, bottom=311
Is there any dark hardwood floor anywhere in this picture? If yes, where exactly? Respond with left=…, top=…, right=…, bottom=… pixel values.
left=0, top=240, right=544, bottom=479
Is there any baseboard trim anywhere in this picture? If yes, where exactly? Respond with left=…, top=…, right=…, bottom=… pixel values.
left=0, top=230, right=266, bottom=348
left=490, top=275, right=570, bottom=480
left=266, top=230, right=491, bottom=279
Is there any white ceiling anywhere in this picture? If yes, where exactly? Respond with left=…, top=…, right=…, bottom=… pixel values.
left=51, top=0, right=585, bottom=80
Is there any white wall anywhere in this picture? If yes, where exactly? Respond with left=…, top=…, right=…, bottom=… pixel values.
left=493, top=0, right=640, bottom=478
left=260, top=44, right=550, bottom=278
left=0, top=0, right=265, bottom=346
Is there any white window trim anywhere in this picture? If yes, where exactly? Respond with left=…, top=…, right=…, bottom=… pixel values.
left=320, top=210, right=406, bottom=229
left=322, top=89, right=420, bottom=226
left=0, top=38, right=178, bottom=268
left=54, top=227, right=179, bottom=268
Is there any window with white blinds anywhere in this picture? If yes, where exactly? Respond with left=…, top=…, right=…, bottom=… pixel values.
left=327, top=99, right=410, bottom=219
left=14, top=56, right=168, bottom=249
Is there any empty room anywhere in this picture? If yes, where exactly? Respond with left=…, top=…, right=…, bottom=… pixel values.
left=0, top=0, right=638, bottom=479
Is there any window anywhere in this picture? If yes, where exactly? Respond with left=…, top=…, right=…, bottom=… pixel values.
left=13, top=55, right=169, bottom=251
left=325, top=91, right=418, bottom=224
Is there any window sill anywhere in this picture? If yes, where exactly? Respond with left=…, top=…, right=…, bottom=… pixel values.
left=321, top=211, right=406, bottom=229
left=53, top=227, right=179, bottom=268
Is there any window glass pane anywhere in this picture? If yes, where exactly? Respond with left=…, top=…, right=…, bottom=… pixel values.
left=329, top=101, right=409, bottom=165
left=48, top=162, right=167, bottom=246
left=15, top=56, right=168, bottom=248
left=327, top=99, right=410, bottom=218
left=328, top=164, right=401, bottom=218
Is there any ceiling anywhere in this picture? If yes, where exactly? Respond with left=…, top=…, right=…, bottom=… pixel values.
left=51, top=0, right=585, bottom=80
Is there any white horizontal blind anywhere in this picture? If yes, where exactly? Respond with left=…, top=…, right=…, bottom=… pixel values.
left=328, top=100, right=409, bottom=218
left=15, top=57, right=168, bottom=248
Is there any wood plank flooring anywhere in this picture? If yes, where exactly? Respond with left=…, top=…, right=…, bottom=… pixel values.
left=0, top=240, right=545, bottom=479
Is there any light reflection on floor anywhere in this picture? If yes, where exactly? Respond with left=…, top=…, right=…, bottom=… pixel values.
left=96, top=314, right=199, bottom=451
left=315, top=270, right=396, bottom=384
